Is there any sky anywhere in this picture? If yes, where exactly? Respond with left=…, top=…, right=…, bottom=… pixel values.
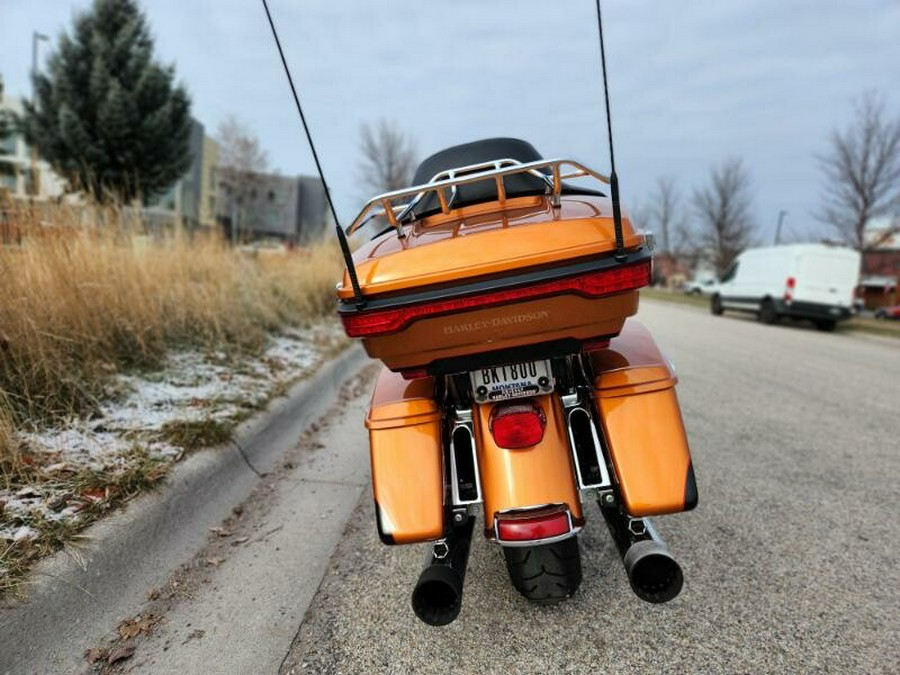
left=2, top=0, right=899, bottom=244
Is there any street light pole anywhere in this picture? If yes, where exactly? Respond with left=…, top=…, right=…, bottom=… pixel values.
left=29, top=31, right=49, bottom=197
left=774, top=210, right=788, bottom=245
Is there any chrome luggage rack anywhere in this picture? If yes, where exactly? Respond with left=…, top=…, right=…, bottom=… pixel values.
left=345, top=157, right=612, bottom=238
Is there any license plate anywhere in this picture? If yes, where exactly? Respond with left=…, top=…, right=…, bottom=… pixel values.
left=470, top=360, right=554, bottom=403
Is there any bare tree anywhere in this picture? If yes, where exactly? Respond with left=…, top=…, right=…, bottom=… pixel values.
left=692, top=158, right=756, bottom=275
left=647, top=175, right=688, bottom=255
left=216, top=115, right=269, bottom=241
left=626, top=198, right=652, bottom=235
left=816, top=91, right=900, bottom=251
left=358, top=119, right=417, bottom=195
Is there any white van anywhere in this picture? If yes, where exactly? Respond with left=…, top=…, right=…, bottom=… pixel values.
left=710, top=244, right=860, bottom=331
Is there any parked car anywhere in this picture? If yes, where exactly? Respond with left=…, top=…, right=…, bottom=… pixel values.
left=874, top=305, right=900, bottom=320
left=710, top=243, right=861, bottom=331
left=683, top=276, right=718, bottom=296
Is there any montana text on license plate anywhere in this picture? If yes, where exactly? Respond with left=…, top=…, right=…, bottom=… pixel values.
left=470, top=360, right=554, bottom=403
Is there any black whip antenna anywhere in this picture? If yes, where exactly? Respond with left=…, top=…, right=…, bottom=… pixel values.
left=594, top=0, right=626, bottom=260
left=261, top=0, right=364, bottom=305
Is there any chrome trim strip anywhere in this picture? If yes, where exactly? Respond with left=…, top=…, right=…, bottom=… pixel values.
left=449, top=414, right=482, bottom=507
left=347, top=157, right=612, bottom=236
left=564, top=405, right=612, bottom=490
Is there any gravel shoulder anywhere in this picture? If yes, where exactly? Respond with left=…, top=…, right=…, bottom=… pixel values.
left=283, top=299, right=900, bottom=675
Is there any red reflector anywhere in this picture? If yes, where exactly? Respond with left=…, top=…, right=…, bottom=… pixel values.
left=400, top=368, right=429, bottom=380
left=581, top=337, right=610, bottom=353
left=496, top=511, right=571, bottom=542
left=341, top=259, right=651, bottom=337
left=490, top=401, right=545, bottom=449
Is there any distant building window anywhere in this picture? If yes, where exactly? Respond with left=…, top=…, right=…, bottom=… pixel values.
left=267, top=190, right=276, bottom=202
left=0, top=137, right=16, bottom=155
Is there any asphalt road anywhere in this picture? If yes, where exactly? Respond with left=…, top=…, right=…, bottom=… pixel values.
left=281, top=299, right=899, bottom=675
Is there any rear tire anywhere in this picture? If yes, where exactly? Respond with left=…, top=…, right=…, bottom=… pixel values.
left=759, top=298, right=778, bottom=325
left=711, top=294, right=724, bottom=316
left=503, top=537, right=582, bottom=605
left=815, top=319, right=836, bottom=332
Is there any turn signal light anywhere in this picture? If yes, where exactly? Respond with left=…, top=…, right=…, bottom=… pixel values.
left=340, top=259, right=651, bottom=338
left=489, top=401, right=546, bottom=449
left=496, top=510, right=571, bottom=542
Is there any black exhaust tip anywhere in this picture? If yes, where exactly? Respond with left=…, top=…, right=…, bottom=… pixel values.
left=410, top=517, right=474, bottom=626
left=624, top=539, right=683, bottom=604
left=411, top=565, right=464, bottom=626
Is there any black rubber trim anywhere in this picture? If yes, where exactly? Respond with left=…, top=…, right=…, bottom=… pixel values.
left=339, top=248, right=650, bottom=314
left=374, top=501, right=396, bottom=545
left=684, top=461, right=698, bottom=511
left=721, top=295, right=852, bottom=321
left=422, top=335, right=616, bottom=376
left=779, top=300, right=852, bottom=321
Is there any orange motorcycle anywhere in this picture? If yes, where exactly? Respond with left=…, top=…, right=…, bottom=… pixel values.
left=336, top=138, right=697, bottom=625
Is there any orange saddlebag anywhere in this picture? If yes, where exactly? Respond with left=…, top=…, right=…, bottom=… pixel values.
left=365, top=368, right=444, bottom=544
left=589, top=321, right=698, bottom=517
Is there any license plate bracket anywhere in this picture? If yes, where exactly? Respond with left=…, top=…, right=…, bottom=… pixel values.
left=470, top=360, right=555, bottom=403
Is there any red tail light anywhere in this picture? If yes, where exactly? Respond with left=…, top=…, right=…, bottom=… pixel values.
left=489, top=401, right=545, bottom=449
left=496, top=508, right=572, bottom=542
left=341, top=259, right=651, bottom=338
left=784, top=276, right=796, bottom=302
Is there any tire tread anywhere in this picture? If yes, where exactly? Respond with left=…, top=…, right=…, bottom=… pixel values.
left=503, top=537, right=582, bottom=605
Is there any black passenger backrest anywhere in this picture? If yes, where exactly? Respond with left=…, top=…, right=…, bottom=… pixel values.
left=409, top=138, right=549, bottom=218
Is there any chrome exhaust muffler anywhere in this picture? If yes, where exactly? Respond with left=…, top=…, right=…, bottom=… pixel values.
left=599, top=501, right=683, bottom=603
left=411, top=516, right=474, bottom=626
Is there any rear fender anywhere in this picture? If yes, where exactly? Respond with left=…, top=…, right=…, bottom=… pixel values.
left=472, top=393, right=582, bottom=537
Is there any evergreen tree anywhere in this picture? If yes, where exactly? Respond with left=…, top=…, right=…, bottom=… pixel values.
left=21, top=0, right=192, bottom=202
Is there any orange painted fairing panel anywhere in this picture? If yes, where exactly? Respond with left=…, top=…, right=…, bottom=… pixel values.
left=366, top=368, right=444, bottom=544
left=363, top=290, right=638, bottom=371
left=589, top=321, right=696, bottom=517
left=474, top=394, right=582, bottom=533
left=338, top=194, right=642, bottom=300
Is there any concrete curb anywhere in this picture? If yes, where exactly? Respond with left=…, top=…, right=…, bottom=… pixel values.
left=0, top=345, right=368, bottom=674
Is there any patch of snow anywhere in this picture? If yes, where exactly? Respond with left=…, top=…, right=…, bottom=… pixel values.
left=1, top=322, right=346, bottom=544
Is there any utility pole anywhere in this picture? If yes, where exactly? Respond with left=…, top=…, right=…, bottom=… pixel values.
left=29, top=31, right=49, bottom=197
left=774, top=210, right=788, bottom=245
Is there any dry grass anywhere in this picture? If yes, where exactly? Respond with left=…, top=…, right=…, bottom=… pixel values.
left=0, top=201, right=345, bottom=594
left=0, top=200, right=343, bottom=439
